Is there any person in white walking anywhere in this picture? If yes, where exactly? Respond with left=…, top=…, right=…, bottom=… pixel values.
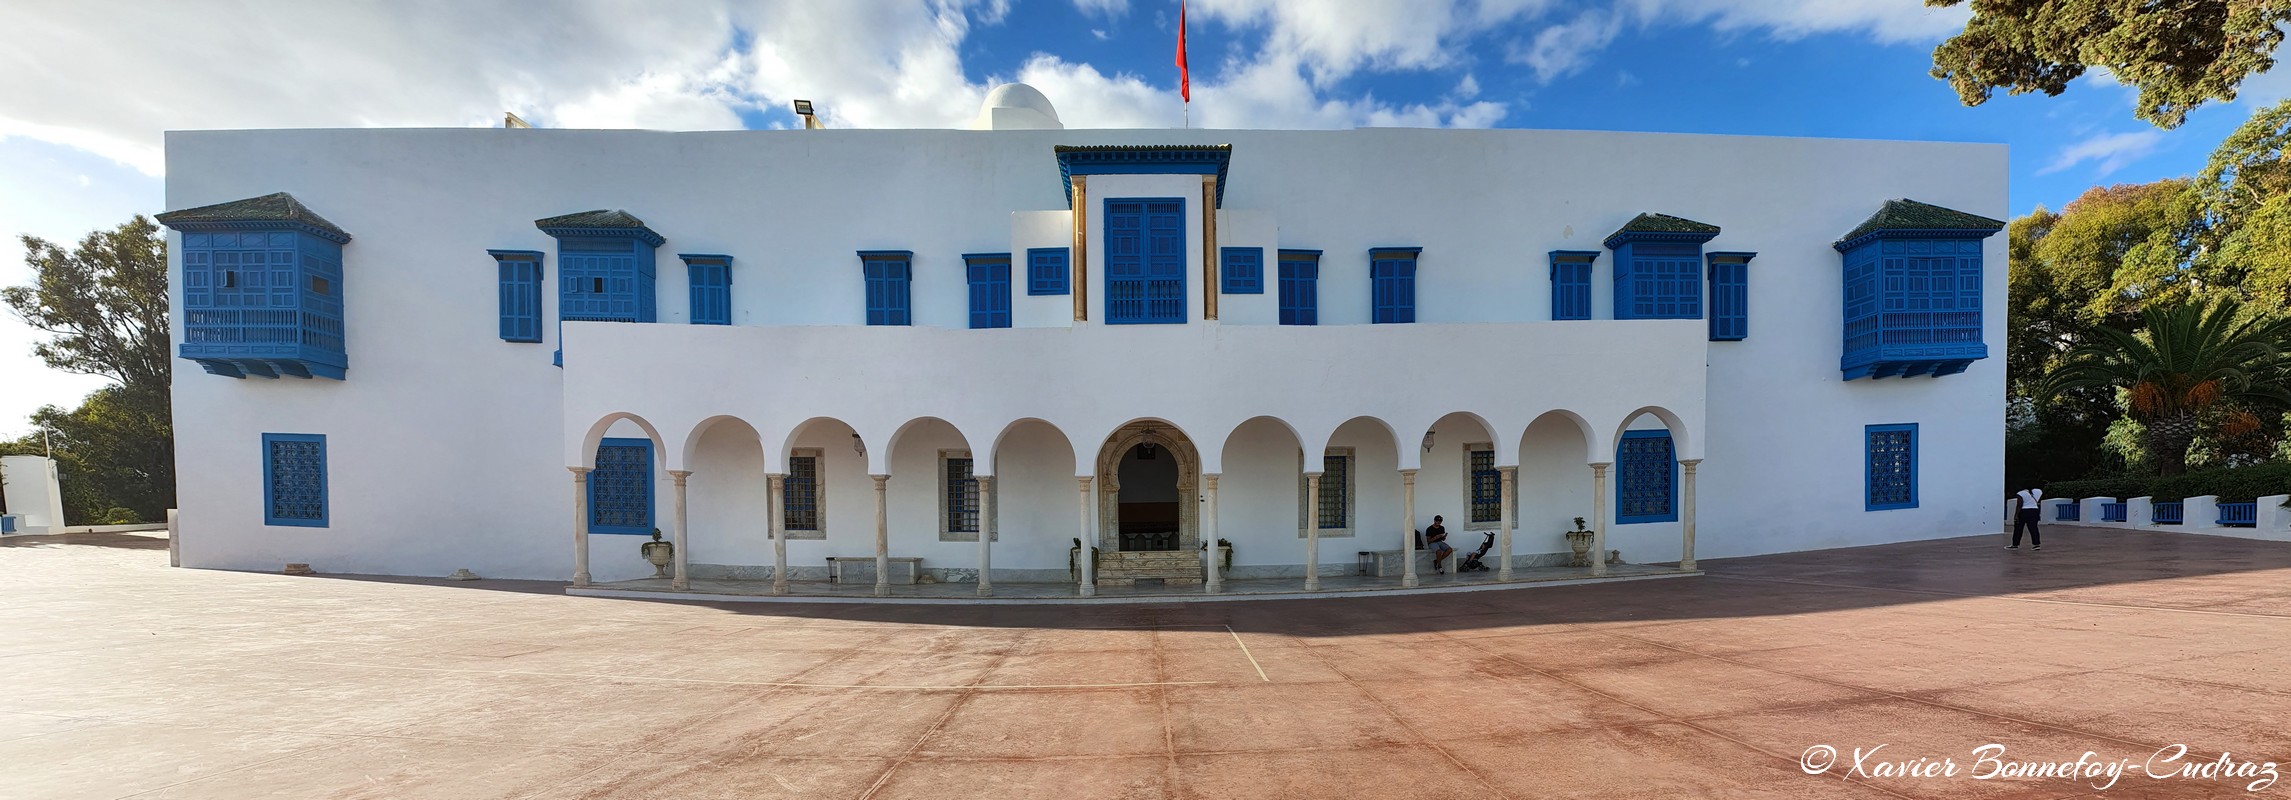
left=2010, top=487, right=2043, bottom=551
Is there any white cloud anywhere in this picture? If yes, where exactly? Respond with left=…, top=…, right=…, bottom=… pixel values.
left=1454, top=73, right=1481, bottom=100
left=1074, top=0, right=1129, bottom=18
left=2038, top=130, right=2163, bottom=177
left=1507, top=10, right=1623, bottom=83
left=1623, top=0, right=1972, bottom=45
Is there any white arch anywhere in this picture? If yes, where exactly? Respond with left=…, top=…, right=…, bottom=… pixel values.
left=1607, top=405, right=1693, bottom=463
left=575, top=411, right=669, bottom=470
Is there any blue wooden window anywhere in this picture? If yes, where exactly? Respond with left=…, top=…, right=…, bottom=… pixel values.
left=1318, top=454, right=1350, bottom=529
left=489, top=251, right=544, bottom=343
left=1277, top=250, right=1320, bottom=326
left=173, top=230, right=348, bottom=380
left=1549, top=252, right=1597, bottom=321
left=1027, top=247, right=1070, bottom=296
left=1616, top=431, right=1677, bottom=524
left=1707, top=252, right=1752, bottom=341
left=1468, top=446, right=1500, bottom=524
left=1864, top=423, right=1917, bottom=511
left=1104, top=197, right=1186, bottom=324
left=1614, top=243, right=1703, bottom=320
left=1370, top=247, right=1420, bottom=324
left=965, top=254, right=1012, bottom=329
left=1839, top=240, right=1988, bottom=379
left=682, top=255, right=733, bottom=325
left=784, top=454, right=821, bottom=532
left=590, top=437, right=654, bottom=534
left=558, top=238, right=657, bottom=324
left=945, top=456, right=979, bottom=534
left=1222, top=247, right=1264, bottom=294
left=262, top=433, right=327, bottom=527
left=859, top=251, right=912, bottom=326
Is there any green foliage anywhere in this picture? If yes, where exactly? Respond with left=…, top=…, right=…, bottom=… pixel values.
left=1928, top=0, right=2291, bottom=129
left=2197, top=99, right=2291, bottom=304
left=1, top=386, right=173, bottom=524
left=2049, top=461, right=2291, bottom=501
left=2037, top=297, right=2291, bottom=474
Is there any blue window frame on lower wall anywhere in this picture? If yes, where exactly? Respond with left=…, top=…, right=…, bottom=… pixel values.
left=590, top=437, right=654, bottom=534
left=1277, top=250, right=1320, bottom=325
left=1222, top=247, right=1264, bottom=294
left=262, top=433, right=327, bottom=527
left=1616, top=430, right=1677, bottom=524
left=1865, top=423, right=1917, bottom=511
left=1026, top=247, right=1069, bottom=296
left=681, top=254, right=733, bottom=325
left=488, top=250, right=544, bottom=343
left=1370, top=247, right=1420, bottom=323
left=1549, top=251, right=1597, bottom=321
left=859, top=251, right=912, bottom=326
left=965, top=253, right=1012, bottom=329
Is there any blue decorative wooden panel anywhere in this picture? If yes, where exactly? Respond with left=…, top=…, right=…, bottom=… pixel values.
left=589, top=438, right=653, bottom=534
left=1221, top=247, right=1263, bottom=294
left=784, top=455, right=820, bottom=531
left=176, top=231, right=348, bottom=380
left=945, top=456, right=979, bottom=533
left=558, top=238, right=655, bottom=324
left=1104, top=198, right=1186, bottom=324
left=860, top=253, right=912, bottom=326
left=492, top=252, right=544, bottom=342
left=1864, top=424, right=1916, bottom=511
left=686, top=260, right=731, bottom=325
left=1616, top=431, right=1676, bottom=523
left=1370, top=249, right=1418, bottom=324
left=965, top=255, right=1012, bottom=329
left=1277, top=252, right=1319, bottom=326
left=1469, top=448, right=1500, bottom=524
left=1549, top=255, right=1594, bottom=321
left=1614, top=242, right=1703, bottom=320
left=1318, top=454, right=1349, bottom=529
left=1026, top=247, right=1070, bottom=296
left=1707, top=255, right=1751, bottom=341
left=1839, top=239, right=1988, bottom=379
left=263, top=433, right=327, bottom=527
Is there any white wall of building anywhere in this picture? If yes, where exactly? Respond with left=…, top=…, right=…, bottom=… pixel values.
left=164, top=124, right=2004, bottom=582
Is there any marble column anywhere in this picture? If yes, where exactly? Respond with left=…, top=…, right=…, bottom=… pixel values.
left=1400, top=469, right=1419, bottom=588
left=1498, top=466, right=1517, bottom=581
left=977, top=475, right=995, bottom=597
left=668, top=469, right=692, bottom=590
left=872, top=474, right=890, bottom=597
left=1203, top=474, right=1223, bottom=594
left=1077, top=476, right=1097, bottom=597
left=569, top=467, right=592, bottom=587
left=767, top=473, right=788, bottom=595
left=1590, top=462, right=1611, bottom=577
left=1304, top=472, right=1322, bottom=591
left=1680, top=458, right=1701, bottom=571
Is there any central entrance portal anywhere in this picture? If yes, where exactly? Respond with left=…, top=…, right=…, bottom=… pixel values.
left=1117, top=443, right=1181, bottom=550
left=1093, top=421, right=1200, bottom=555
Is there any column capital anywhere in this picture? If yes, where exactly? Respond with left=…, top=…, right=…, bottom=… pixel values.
left=871, top=474, right=890, bottom=486
left=1679, top=458, right=1703, bottom=469
left=1303, top=471, right=1325, bottom=479
left=1077, top=476, right=1094, bottom=490
left=1499, top=466, right=1518, bottom=479
left=668, top=469, right=693, bottom=482
left=1399, top=468, right=1419, bottom=479
left=976, top=474, right=996, bottom=486
left=1590, top=461, right=1613, bottom=472
left=568, top=466, right=591, bottom=476
left=766, top=473, right=786, bottom=486
left=1203, top=473, right=1219, bottom=488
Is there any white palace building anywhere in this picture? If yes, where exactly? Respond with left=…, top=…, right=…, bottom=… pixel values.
left=159, top=84, right=2007, bottom=600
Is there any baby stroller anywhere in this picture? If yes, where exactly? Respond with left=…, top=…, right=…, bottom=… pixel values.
left=1455, top=531, right=1496, bottom=573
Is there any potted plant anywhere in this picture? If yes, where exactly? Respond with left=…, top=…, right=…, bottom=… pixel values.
left=1217, top=538, right=1234, bottom=570
left=1564, top=517, right=1594, bottom=567
left=640, top=528, right=674, bottom=579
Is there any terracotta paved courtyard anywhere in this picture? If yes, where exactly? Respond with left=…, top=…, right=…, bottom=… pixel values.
left=3, top=527, right=2289, bottom=799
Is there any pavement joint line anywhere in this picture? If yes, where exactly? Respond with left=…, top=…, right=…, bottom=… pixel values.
left=1224, top=625, right=1270, bottom=682
left=298, top=659, right=1221, bottom=690
left=1294, top=641, right=1519, bottom=799
left=855, top=651, right=1001, bottom=800
left=1708, top=573, right=2291, bottom=620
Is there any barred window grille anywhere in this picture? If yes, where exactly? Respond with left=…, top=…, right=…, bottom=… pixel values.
left=590, top=439, right=653, bottom=534
left=263, top=433, right=327, bottom=527
left=1864, top=424, right=1917, bottom=510
left=784, top=455, right=820, bottom=531
left=944, top=456, right=979, bottom=534
left=1468, top=448, right=1501, bottom=524
left=1318, top=454, right=1350, bottom=529
left=1616, top=431, right=1676, bottom=523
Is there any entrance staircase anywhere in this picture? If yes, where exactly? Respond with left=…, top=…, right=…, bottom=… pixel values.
left=1097, top=550, right=1203, bottom=586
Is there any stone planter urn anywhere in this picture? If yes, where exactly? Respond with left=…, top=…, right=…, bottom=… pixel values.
left=639, top=528, right=674, bottom=579
left=1563, top=516, right=1595, bottom=568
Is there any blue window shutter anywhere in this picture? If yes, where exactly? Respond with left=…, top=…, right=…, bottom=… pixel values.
left=1865, top=424, right=1917, bottom=510
left=1548, top=252, right=1596, bottom=321
left=966, top=255, right=1012, bottom=329
left=1370, top=250, right=1418, bottom=324
left=493, top=254, right=543, bottom=342
left=683, top=257, right=732, bottom=325
left=1026, top=248, right=1069, bottom=296
left=262, top=433, right=328, bottom=528
left=1707, top=254, right=1751, bottom=341
left=1277, top=253, right=1319, bottom=325
left=860, top=253, right=912, bottom=326
left=1105, top=198, right=1186, bottom=324
left=1615, top=431, right=1677, bottom=524
left=1221, top=247, right=1263, bottom=294
left=589, top=437, right=654, bottom=534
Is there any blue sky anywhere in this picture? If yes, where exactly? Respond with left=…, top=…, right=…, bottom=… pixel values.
left=0, top=0, right=2282, bottom=436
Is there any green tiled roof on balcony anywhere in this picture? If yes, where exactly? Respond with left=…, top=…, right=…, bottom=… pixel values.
left=1837, top=199, right=2003, bottom=246
left=155, top=192, right=350, bottom=243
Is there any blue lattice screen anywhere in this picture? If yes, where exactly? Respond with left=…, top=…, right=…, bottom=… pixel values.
left=590, top=439, right=653, bottom=534
left=559, top=241, right=650, bottom=323
left=784, top=456, right=820, bottom=531
left=1278, top=255, right=1318, bottom=325
left=179, top=231, right=346, bottom=379
left=1222, top=247, right=1263, bottom=294
left=1105, top=198, right=1185, bottom=324
left=1864, top=424, right=1916, bottom=510
left=1618, top=243, right=1703, bottom=320
left=1318, top=455, right=1350, bottom=529
left=1469, top=449, right=1500, bottom=524
left=263, top=433, right=327, bottom=527
left=1027, top=247, right=1070, bottom=296
left=1616, top=431, right=1676, bottom=523
left=944, top=457, right=979, bottom=533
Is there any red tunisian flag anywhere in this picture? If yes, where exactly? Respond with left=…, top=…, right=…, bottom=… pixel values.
left=1175, top=0, right=1190, bottom=102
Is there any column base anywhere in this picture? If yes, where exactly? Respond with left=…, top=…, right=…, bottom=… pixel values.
left=1079, top=584, right=1097, bottom=597
left=1680, top=560, right=1696, bottom=571
left=874, top=584, right=889, bottom=597
left=1497, top=567, right=1513, bottom=580
left=1401, top=575, right=1419, bottom=588
left=977, top=585, right=993, bottom=597
left=672, top=580, right=689, bottom=590
left=573, top=573, right=591, bottom=588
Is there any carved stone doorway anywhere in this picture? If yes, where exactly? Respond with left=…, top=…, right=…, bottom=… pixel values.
left=1094, top=421, right=1198, bottom=553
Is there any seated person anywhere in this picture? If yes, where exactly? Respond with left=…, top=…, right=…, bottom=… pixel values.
left=1425, top=515, right=1454, bottom=573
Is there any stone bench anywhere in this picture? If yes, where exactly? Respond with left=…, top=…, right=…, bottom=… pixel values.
left=825, top=557, right=922, bottom=585
left=1357, top=550, right=1435, bottom=577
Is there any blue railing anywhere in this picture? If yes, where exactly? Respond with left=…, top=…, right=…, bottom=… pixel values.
left=2218, top=502, right=2258, bottom=527
left=2152, top=502, right=2184, bottom=525
left=2102, top=502, right=2127, bottom=522
left=2055, top=503, right=2080, bottom=521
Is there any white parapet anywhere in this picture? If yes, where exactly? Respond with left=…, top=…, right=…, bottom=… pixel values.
left=2041, top=498, right=2075, bottom=524
left=2257, top=496, right=2291, bottom=540
left=0, top=455, right=67, bottom=533
left=2128, top=496, right=2154, bottom=527
left=2183, top=495, right=2220, bottom=531
left=2080, top=496, right=2118, bottom=527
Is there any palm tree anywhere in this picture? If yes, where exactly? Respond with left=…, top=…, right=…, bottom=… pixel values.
left=2037, top=297, right=2291, bottom=475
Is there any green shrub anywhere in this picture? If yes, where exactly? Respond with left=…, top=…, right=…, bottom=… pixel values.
left=2047, top=462, right=2291, bottom=502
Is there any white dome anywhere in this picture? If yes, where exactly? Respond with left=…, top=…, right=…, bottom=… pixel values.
left=970, top=83, right=1064, bottom=130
